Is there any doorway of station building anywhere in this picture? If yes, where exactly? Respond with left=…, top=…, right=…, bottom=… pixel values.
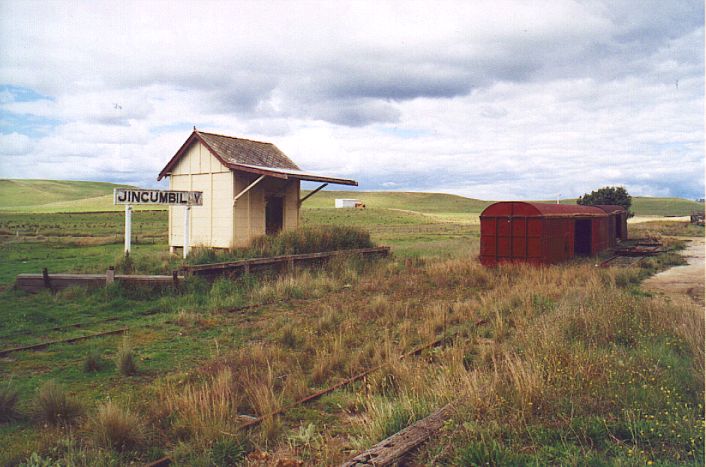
left=265, top=196, right=284, bottom=235
left=574, top=219, right=592, bottom=256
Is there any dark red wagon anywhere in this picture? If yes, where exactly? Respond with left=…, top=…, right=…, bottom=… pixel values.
left=594, top=205, right=628, bottom=243
left=479, top=202, right=617, bottom=266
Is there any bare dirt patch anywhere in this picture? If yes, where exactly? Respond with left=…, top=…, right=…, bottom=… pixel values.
left=644, top=236, right=705, bottom=305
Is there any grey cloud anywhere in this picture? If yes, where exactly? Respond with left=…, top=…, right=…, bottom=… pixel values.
left=308, top=99, right=401, bottom=127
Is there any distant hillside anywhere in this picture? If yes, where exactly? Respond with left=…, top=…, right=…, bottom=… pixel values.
left=0, top=179, right=163, bottom=213
left=301, top=190, right=492, bottom=213
left=547, top=197, right=703, bottom=217
left=0, top=180, right=701, bottom=217
left=306, top=191, right=703, bottom=217
left=631, top=197, right=703, bottom=217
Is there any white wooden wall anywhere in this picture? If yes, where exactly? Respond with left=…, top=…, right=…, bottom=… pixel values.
left=168, top=142, right=233, bottom=248
left=168, top=141, right=300, bottom=250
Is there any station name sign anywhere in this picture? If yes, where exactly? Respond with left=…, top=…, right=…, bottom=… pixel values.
left=114, top=188, right=203, bottom=206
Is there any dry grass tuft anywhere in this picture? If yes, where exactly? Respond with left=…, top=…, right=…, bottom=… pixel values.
left=83, top=348, right=105, bottom=373
left=116, top=338, right=138, bottom=376
left=243, top=363, right=283, bottom=442
left=159, top=367, right=241, bottom=442
left=34, top=380, right=83, bottom=425
left=92, top=400, right=146, bottom=450
left=0, top=383, right=19, bottom=422
left=174, top=309, right=211, bottom=328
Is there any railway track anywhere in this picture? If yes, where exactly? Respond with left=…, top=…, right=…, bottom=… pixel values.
left=599, top=255, right=647, bottom=268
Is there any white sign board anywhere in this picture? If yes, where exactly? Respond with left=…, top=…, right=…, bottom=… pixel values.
left=113, top=188, right=203, bottom=258
left=113, top=188, right=203, bottom=206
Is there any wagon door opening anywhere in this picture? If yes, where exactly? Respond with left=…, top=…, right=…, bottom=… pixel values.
left=574, top=219, right=592, bottom=256
left=615, top=218, right=623, bottom=240
left=265, top=196, right=284, bottom=235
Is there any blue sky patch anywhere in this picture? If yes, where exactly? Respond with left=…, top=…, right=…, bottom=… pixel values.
left=0, top=85, right=53, bottom=104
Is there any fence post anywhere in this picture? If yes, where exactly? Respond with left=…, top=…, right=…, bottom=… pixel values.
left=106, top=266, right=115, bottom=285
left=42, top=267, right=51, bottom=291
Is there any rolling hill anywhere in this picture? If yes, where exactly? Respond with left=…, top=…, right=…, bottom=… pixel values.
left=0, top=179, right=162, bottom=213
left=0, top=179, right=701, bottom=216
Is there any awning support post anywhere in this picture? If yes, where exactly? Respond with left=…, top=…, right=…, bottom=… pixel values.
left=183, top=206, right=191, bottom=259
left=298, top=183, right=328, bottom=207
left=233, top=175, right=266, bottom=205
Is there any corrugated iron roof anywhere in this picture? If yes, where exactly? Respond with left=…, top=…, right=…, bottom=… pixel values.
left=481, top=202, right=608, bottom=218
left=198, top=131, right=300, bottom=170
left=593, top=205, right=627, bottom=214
left=158, top=130, right=357, bottom=186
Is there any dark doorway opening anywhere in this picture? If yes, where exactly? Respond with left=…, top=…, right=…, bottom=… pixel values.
left=615, top=218, right=622, bottom=240
left=265, top=196, right=284, bottom=235
left=574, top=219, right=592, bottom=256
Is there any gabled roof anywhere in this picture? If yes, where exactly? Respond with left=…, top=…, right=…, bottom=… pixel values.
left=199, top=131, right=300, bottom=170
left=158, top=130, right=357, bottom=186
left=158, top=130, right=297, bottom=180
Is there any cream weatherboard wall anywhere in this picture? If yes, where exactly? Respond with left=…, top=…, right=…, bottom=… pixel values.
left=168, top=142, right=233, bottom=249
left=168, top=141, right=301, bottom=249
left=233, top=173, right=300, bottom=247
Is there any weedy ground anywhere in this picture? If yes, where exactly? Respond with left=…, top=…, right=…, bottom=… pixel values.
left=0, top=207, right=703, bottom=466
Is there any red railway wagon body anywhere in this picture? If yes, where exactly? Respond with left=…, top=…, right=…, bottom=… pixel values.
left=594, top=205, right=628, bottom=243
left=479, top=202, right=612, bottom=266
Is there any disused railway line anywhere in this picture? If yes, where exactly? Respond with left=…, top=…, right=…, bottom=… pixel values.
left=144, top=317, right=489, bottom=467
left=599, top=238, right=664, bottom=268
left=0, top=328, right=129, bottom=357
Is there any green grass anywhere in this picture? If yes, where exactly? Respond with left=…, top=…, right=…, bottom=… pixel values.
left=0, top=179, right=124, bottom=208
left=301, top=190, right=492, bottom=213
left=0, top=179, right=163, bottom=213
left=631, top=197, right=704, bottom=217
left=545, top=196, right=703, bottom=216
left=0, top=180, right=703, bottom=465
left=1, top=179, right=701, bottom=217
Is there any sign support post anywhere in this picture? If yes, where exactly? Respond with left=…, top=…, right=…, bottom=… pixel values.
left=183, top=206, right=190, bottom=259
left=124, top=205, right=132, bottom=255
left=113, top=188, right=202, bottom=258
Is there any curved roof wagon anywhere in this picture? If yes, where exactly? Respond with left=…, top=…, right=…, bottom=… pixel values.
left=479, top=202, right=624, bottom=266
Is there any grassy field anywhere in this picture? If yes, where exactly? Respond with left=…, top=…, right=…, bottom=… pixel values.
left=0, top=181, right=703, bottom=465
left=0, top=180, right=163, bottom=213
left=1, top=179, right=702, bottom=216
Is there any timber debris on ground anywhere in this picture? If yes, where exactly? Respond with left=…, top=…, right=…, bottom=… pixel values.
left=342, top=403, right=456, bottom=466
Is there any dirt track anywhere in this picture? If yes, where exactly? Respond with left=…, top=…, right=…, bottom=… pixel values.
left=643, top=237, right=705, bottom=305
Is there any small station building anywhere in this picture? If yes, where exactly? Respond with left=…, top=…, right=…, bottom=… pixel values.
left=158, top=130, right=357, bottom=250
left=479, top=202, right=627, bottom=266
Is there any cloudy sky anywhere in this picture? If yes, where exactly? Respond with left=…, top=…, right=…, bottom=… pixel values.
left=0, top=0, right=703, bottom=200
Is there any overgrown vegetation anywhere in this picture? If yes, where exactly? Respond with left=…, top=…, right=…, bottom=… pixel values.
left=33, top=380, right=83, bottom=426
left=115, top=338, right=138, bottom=376
left=92, top=400, right=145, bottom=451
left=188, top=225, right=374, bottom=265
left=82, top=348, right=105, bottom=373
left=0, top=383, right=20, bottom=422
left=0, top=201, right=702, bottom=465
left=630, top=220, right=705, bottom=238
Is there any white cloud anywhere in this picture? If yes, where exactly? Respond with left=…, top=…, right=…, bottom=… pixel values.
left=0, top=0, right=702, bottom=199
left=0, top=132, right=33, bottom=155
